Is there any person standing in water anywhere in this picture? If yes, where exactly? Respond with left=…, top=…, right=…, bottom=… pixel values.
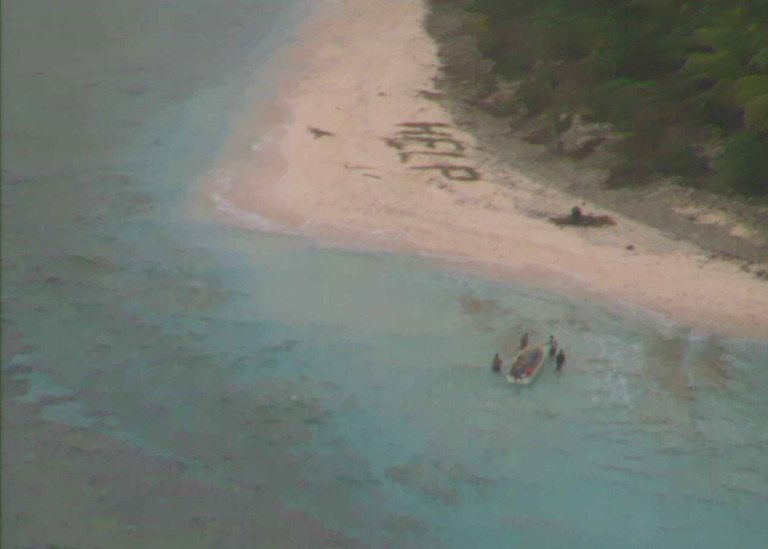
left=492, top=352, right=502, bottom=373
left=520, top=332, right=529, bottom=350
left=556, top=349, right=566, bottom=371
left=549, top=335, right=558, bottom=357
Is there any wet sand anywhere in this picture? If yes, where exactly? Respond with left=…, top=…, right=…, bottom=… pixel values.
left=208, top=0, right=768, bottom=339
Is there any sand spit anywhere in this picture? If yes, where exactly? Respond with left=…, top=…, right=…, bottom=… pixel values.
left=206, top=0, right=768, bottom=339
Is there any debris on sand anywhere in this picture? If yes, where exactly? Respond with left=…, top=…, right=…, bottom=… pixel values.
left=417, top=90, right=445, bottom=100
left=709, top=250, right=768, bottom=281
left=550, top=206, right=616, bottom=228
left=308, top=126, right=334, bottom=138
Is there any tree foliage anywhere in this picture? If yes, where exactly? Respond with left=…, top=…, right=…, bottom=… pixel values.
left=462, top=0, right=768, bottom=196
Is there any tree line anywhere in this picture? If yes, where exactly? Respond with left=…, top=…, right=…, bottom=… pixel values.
left=460, top=0, right=768, bottom=196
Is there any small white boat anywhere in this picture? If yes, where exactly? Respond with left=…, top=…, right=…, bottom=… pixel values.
left=506, top=343, right=548, bottom=385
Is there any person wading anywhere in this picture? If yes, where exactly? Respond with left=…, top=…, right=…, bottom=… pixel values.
left=520, top=333, right=529, bottom=350
left=556, top=349, right=566, bottom=371
left=492, top=352, right=502, bottom=373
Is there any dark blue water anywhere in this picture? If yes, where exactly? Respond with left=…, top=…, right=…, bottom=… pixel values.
left=3, top=1, right=767, bottom=547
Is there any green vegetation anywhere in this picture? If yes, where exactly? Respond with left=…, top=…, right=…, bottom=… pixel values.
left=461, top=0, right=768, bottom=196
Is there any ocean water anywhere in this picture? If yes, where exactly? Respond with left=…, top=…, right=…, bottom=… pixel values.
left=2, top=1, right=767, bottom=548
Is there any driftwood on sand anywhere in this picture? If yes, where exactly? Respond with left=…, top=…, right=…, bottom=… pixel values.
left=308, top=126, right=334, bottom=138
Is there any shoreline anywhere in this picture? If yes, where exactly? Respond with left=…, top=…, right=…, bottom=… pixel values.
left=202, top=0, right=768, bottom=339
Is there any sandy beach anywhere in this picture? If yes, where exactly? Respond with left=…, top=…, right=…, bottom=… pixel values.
left=207, top=0, right=768, bottom=339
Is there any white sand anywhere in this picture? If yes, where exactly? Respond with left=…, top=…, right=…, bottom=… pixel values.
left=205, top=0, right=768, bottom=339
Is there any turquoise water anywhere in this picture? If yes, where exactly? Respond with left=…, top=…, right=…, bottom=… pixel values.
left=3, top=1, right=767, bottom=547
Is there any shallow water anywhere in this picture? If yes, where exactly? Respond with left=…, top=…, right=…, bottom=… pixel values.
left=3, top=1, right=767, bottom=547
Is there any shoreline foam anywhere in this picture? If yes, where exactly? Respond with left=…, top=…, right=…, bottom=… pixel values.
left=201, top=0, right=768, bottom=339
